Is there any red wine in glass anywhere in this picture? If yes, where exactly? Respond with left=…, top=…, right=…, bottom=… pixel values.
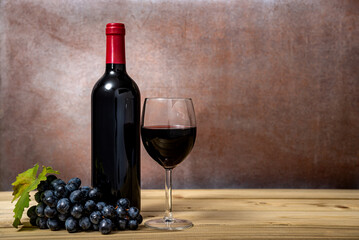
left=141, top=125, right=196, bottom=169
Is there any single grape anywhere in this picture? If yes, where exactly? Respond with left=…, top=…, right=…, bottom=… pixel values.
left=58, top=213, right=69, bottom=222
left=116, top=206, right=127, bottom=219
left=47, top=218, right=61, bottom=231
left=56, top=198, right=71, bottom=214
left=80, top=186, right=91, bottom=199
left=128, top=219, right=138, bottom=230
left=34, top=191, right=42, bottom=203
left=65, top=217, right=78, bottom=233
left=92, top=224, right=99, bottom=231
left=30, top=217, right=37, bottom=226
left=117, top=219, right=127, bottom=230
left=65, top=183, right=78, bottom=193
left=68, top=177, right=81, bottom=188
left=42, top=190, right=54, bottom=199
left=43, top=196, right=58, bottom=208
left=37, top=181, right=50, bottom=192
left=36, top=217, right=48, bottom=229
left=88, top=187, right=102, bottom=201
left=27, top=206, right=37, bottom=219
left=71, top=204, right=83, bottom=219
left=99, top=218, right=112, bottom=235
left=128, top=207, right=139, bottom=219
left=79, top=216, right=92, bottom=230
left=136, top=214, right=143, bottom=224
left=96, top=202, right=106, bottom=211
left=69, top=190, right=83, bottom=204
left=102, top=205, right=116, bottom=218
left=44, top=206, right=57, bottom=218
left=117, top=198, right=130, bottom=209
left=51, top=179, right=66, bottom=189
left=35, top=202, right=45, bottom=217
left=89, top=211, right=102, bottom=225
left=54, top=185, right=69, bottom=198
left=46, top=175, right=57, bottom=184
left=84, top=200, right=97, bottom=213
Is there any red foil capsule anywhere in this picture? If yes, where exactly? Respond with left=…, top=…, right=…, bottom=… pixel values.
left=106, top=23, right=126, bottom=64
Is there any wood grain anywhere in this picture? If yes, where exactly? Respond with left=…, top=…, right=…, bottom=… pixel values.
left=1, top=189, right=359, bottom=239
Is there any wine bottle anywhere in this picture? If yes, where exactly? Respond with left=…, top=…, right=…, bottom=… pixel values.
left=91, top=23, right=141, bottom=209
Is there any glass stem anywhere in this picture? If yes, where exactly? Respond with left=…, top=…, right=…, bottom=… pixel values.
left=164, top=168, right=173, bottom=222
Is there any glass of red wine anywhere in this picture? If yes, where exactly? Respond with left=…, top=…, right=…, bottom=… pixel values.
left=141, top=98, right=196, bottom=230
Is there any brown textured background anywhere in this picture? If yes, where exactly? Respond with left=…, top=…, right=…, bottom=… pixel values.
left=0, top=0, right=358, bottom=190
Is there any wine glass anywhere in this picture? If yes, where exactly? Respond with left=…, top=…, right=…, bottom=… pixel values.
left=141, top=98, right=196, bottom=230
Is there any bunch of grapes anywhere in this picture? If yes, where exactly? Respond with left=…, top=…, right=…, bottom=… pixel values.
left=26, top=175, right=143, bottom=234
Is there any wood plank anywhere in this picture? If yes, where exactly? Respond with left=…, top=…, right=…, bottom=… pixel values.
left=3, top=196, right=358, bottom=215
left=1, top=225, right=359, bottom=239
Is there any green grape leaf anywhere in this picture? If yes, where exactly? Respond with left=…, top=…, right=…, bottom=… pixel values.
left=12, top=192, right=30, bottom=228
left=11, top=163, right=59, bottom=228
left=11, top=164, right=39, bottom=202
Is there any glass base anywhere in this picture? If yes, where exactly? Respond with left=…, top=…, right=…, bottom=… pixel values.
left=145, top=218, right=193, bottom=230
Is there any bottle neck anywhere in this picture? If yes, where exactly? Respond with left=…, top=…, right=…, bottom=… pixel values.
left=106, top=34, right=126, bottom=65
left=106, top=63, right=126, bottom=72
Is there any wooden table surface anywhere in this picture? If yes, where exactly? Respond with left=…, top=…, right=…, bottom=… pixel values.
left=0, top=189, right=359, bottom=239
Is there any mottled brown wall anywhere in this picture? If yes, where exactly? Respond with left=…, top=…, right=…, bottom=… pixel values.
left=0, top=0, right=358, bottom=190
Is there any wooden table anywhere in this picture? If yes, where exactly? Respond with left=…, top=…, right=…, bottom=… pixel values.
left=1, top=189, right=359, bottom=239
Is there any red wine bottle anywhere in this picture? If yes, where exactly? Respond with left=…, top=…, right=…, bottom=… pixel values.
left=91, top=23, right=141, bottom=209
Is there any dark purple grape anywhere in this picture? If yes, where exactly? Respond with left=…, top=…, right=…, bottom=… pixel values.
left=58, top=213, right=69, bottom=222
left=136, top=214, right=143, bottom=224
left=84, top=200, right=97, bottom=213
left=30, top=217, right=37, bottom=226
left=89, top=211, right=102, bottom=225
left=54, top=185, right=69, bottom=198
left=116, top=206, right=127, bottom=219
left=99, top=218, right=112, bottom=234
left=102, top=205, right=115, bottom=218
left=56, top=198, right=71, bottom=214
left=71, top=204, right=83, bottom=219
left=65, top=217, right=78, bottom=233
left=51, top=179, right=66, bottom=189
left=42, top=190, right=54, bottom=199
left=117, top=219, right=127, bottom=230
left=128, top=219, right=138, bottom=230
left=79, top=217, right=92, bottom=230
left=44, top=206, right=57, bottom=218
left=65, top=183, right=78, bottom=193
left=80, top=186, right=90, bottom=199
left=117, top=198, right=130, bottom=209
left=34, top=191, right=42, bottom=203
left=88, top=188, right=102, bottom=201
left=35, top=202, right=45, bottom=217
left=27, top=206, right=37, bottom=219
left=36, top=217, right=48, bottom=229
left=69, top=190, right=83, bottom=204
left=47, top=218, right=61, bottom=231
left=68, top=178, right=81, bottom=188
left=46, top=175, right=57, bottom=184
left=128, top=207, right=139, bottom=219
left=43, top=196, right=58, bottom=208
left=37, top=181, right=50, bottom=192
left=96, top=202, right=106, bottom=211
